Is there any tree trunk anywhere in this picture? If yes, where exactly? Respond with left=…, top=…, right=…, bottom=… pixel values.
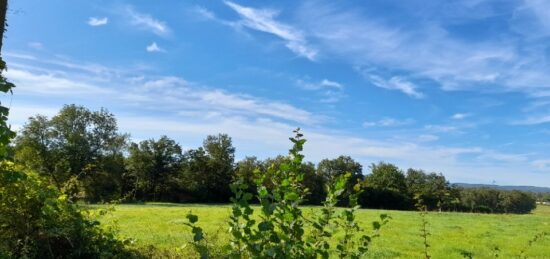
left=0, top=0, right=7, bottom=53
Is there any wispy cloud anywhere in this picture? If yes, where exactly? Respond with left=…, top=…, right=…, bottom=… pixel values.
left=194, top=6, right=216, bottom=20
left=451, top=113, right=470, bottom=120
left=27, top=42, right=43, bottom=50
left=297, top=78, right=343, bottom=90
left=424, top=124, right=460, bottom=133
left=87, top=17, right=108, bottom=26
left=4, top=68, right=112, bottom=96
left=296, top=1, right=550, bottom=102
left=532, top=159, right=550, bottom=170
left=366, top=74, right=424, bottom=98
left=478, top=151, right=528, bottom=163
left=513, top=114, right=550, bottom=125
left=296, top=78, right=345, bottom=103
left=7, top=54, right=318, bottom=125
left=146, top=42, right=164, bottom=53
left=125, top=6, right=169, bottom=36
left=363, top=117, right=414, bottom=127
left=223, top=1, right=317, bottom=60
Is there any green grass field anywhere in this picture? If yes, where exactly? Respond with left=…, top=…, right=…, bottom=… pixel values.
left=96, top=204, right=550, bottom=258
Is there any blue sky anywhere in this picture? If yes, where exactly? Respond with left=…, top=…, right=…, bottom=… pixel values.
left=3, top=0, right=550, bottom=186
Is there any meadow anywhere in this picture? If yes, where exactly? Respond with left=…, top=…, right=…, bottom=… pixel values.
left=97, top=203, right=550, bottom=258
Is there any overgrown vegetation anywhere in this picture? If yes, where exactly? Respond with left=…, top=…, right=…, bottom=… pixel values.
left=184, top=129, right=390, bottom=258
left=0, top=161, right=139, bottom=258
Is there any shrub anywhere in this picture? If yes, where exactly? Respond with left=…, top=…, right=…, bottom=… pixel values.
left=0, top=161, right=138, bottom=258
left=185, top=129, right=390, bottom=258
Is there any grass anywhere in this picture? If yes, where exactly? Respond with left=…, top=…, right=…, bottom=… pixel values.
left=95, top=204, right=550, bottom=258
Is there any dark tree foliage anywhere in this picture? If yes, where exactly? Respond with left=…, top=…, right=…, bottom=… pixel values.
left=406, top=169, right=457, bottom=211
left=460, top=188, right=536, bottom=214
left=126, top=136, right=183, bottom=202
left=361, top=162, right=412, bottom=210
left=180, top=134, right=235, bottom=203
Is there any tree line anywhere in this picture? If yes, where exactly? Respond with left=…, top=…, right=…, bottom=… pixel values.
left=11, top=104, right=537, bottom=214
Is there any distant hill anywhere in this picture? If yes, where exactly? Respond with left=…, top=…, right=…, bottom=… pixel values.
left=454, top=183, right=550, bottom=193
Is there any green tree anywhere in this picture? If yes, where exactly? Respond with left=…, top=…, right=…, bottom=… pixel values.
left=234, top=156, right=265, bottom=196
left=126, top=136, right=183, bottom=201
left=14, top=105, right=128, bottom=201
left=317, top=155, right=363, bottom=204
left=362, top=162, right=411, bottom=209
left=181, top=134, right=235, bottom=202
left=406, top=169, right=453, bottom=211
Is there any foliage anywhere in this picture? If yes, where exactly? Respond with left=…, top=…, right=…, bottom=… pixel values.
left=0, top=161, right=139, bottom=258
left=361, top=162, right=412, bottom=210
left=460, top=188, right=536, bottom=214
left=185, top=129, right=389, bottom=258
left=317, top=155, right=363, bottom=205
left=180, top=134, right=236, bottom=203
left=12, top=105, right=539, bottom=214
left=126, top=136, right=183, bottom=201
left=0, top=56, right=15, bottom=159
left=406, top=169, right=456, bottom=211
left=14, top=105, right=128, bottom=202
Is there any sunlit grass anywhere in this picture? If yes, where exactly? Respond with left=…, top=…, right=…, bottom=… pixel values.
left=96, top=204, right=550, bottom=258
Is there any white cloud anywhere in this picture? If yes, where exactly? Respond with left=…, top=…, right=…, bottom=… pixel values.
left=194, top=6, right=216, bottom=20
left=296, top=1, right=550, bottom=102
left=296, top=78, right=345, bottom=102
left=532, top=159, right=550, bottom=170
left=4, top=68, right=112, bottom=96
left=513, top=114, right=550, bottom=125
left=27, top=42, right=43, bottom=50
left=367, top=74, right=424, bottom=98
left=7, top=53, right=549, bottom=186
left=125, top=6, right=169, bottom=36
left=297, top=78, right=343, bottom=90
left=87, top=17, right=108, bottom=26
left=417, top=134, right=439, bottom=142
left=451, top=113, right=470, bottom=120
left=223, top=1, right=317, bottom=60
left=7, top=57, right=318, bottom=125
left=424, top=124, right=460, bottom=133
left=146, top=42, right=164, bottom=52
left=363, top=118, right=414, bottom=127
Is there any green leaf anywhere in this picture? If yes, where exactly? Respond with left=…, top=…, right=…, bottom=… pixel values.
left=284, top=192, right=299, bottom=201
left=187, top=213, right=199, bottom=224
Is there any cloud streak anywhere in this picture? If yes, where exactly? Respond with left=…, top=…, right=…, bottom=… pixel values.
left=125, top=6, right=169, bottom=36
left=88, top=17, right=108, bottom=26
left=367, top=75, right=424, bottom=98
left=223, top=1, right=317, bottom=60
left=363, top=118, right=414, bottom=128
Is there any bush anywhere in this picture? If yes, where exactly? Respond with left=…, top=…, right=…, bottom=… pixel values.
left=0, top=161, right=138, bottom=258
left=184, top=129, right=390, bottom=258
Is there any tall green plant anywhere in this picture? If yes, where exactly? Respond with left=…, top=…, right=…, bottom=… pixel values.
left=0, top=0, right=14, bottom=159
left=0, top=57, right=15, bottom=159
left=185, top=129, right=389, bottom=258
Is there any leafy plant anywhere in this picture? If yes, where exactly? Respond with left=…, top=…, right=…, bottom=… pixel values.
left=415, top=196, right=431, bottom=259
left=185, top=129, right=390, bottom=258
left=0, top=57, right=15, bottom=159
left=0, top=161, right=139, bottom=258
